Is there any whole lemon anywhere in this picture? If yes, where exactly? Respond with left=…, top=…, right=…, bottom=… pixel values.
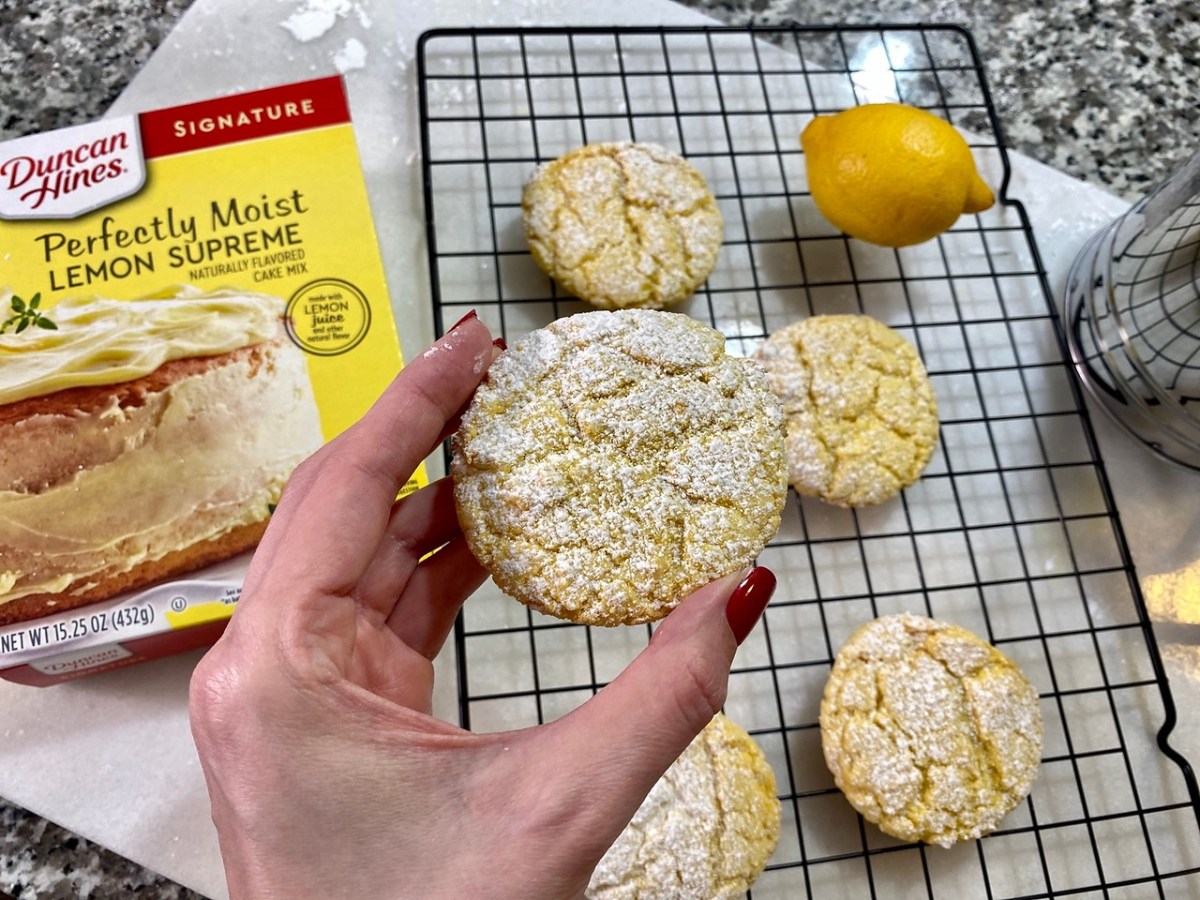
left=801, top=103, right=995, bottom=247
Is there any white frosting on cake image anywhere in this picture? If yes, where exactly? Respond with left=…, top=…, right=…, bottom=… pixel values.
left=0, top=287, right=325, bottom=623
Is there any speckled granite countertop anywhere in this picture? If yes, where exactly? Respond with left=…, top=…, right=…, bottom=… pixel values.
left=1, top=0, right=1198, bottom=897
left=4, top=0, right=1199, bottom=202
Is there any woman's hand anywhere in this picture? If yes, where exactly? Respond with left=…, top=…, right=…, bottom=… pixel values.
left=189, top=313, right=776, bottom=899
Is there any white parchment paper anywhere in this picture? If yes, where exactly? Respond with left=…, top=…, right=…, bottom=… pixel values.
left=1, top=1, right=1197, bottom=897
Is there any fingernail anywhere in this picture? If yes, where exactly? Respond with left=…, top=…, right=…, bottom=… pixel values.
left=725, top=566, right=776, bottom=645
left=492, top=336, right=507, bottom=351
left=449, top=309, right=478, bottom=331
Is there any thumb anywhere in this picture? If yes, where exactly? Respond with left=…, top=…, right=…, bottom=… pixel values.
left=533, top=566, right=776, bottom=850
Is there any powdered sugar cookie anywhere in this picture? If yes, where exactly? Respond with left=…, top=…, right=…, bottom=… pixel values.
left=820, top=614, right=1042, bottom=848
left=753, top=315, right=939, bottom=507
left=452, top=309, right=787, bottom=626
left=586, top=712, right=781, bottom=899
left=522, top=142, right=723, bottom=310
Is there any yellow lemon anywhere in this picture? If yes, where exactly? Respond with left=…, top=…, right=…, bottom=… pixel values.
left=800, top=103, right=995, bottom=247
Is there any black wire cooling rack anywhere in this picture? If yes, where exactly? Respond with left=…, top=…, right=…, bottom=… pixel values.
left=417, top=24, right=1200, bottom=898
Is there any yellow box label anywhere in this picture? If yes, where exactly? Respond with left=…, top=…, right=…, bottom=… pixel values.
left=0, top=77, right=423, bottom=640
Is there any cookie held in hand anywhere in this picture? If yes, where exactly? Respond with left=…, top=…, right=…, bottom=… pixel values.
left=452, top=309, right=787, bottom=626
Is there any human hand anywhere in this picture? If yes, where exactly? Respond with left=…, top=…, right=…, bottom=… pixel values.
left=189, top=313, right=777, bottom=899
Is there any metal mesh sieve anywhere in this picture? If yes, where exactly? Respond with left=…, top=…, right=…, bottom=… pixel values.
left=1066, top=150, right=1200, bottom=471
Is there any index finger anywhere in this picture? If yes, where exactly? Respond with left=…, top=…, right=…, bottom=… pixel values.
left=245, top=313, right=495, bottom=599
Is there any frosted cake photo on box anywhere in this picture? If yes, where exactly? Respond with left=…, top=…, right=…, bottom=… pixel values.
left=0, top=286, right=324, bottom=626
left=0, top=75, right=412, bottom=683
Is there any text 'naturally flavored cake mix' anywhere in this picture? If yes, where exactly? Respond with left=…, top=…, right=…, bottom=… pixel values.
left=0, top=76, right=417, bottom=685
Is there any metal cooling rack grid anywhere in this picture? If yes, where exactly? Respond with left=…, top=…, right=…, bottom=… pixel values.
left=417, top=25, right=1200, bottom=898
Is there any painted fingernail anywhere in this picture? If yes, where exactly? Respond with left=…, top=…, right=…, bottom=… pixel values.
left=449, top=309, right=478, bottom=331
left=725, top=566, right=776, bottom=645
left=492, top=336, right=507, bottom=351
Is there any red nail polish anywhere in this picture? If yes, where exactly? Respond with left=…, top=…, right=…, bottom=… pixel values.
left=449, top=309, right=478, bottom=331
left=725, top=567, right=776, bottom=645
left=492, top=336, right=507, bottom=351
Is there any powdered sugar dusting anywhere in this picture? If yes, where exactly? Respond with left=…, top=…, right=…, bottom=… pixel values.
left=586, top=713, right=780, bottom=898
left=820, top=613, right=1043, bottom=847
left=422, top=338, right=456, bottom=358
left=523, top=142, right=723, bottom=310
left=452, top=310, right=787, bottom=626
left=333, top=37, right=367, bottom=72
left=280, top=0, right=374, bottom=62
left=280, top=0, right=351, bottom=42
left=754, top=315, right=939, bottom=507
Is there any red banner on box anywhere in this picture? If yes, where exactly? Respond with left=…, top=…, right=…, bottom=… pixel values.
left=139, top=76, right=351, bottom=159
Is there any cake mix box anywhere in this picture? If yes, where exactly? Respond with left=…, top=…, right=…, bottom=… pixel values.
left=0, top=76, right=420, bottom=686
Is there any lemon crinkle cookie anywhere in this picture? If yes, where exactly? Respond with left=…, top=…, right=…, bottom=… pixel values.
left=522, top=142, right=723, bottom=310
left=586, top=712, right=781, bottom=900
left=820, top=613, right=1043, bottom=848
left=753, top=314, right=939, bottom=507
left=452, top=309, right=787, bottom=626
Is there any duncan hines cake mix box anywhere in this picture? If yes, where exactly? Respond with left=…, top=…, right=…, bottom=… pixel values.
left=0, top=76, right=421, bottom=686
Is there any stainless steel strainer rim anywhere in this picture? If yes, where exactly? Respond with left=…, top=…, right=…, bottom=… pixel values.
left=1103, top=199, right=1200, bottom=416
left=1065, top=202, right=1200, bottom=472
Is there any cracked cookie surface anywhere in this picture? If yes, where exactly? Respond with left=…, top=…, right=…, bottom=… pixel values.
left=820, top=614, right=1043, bottom=848
left=452, top=309, right=787, bottom=626
left=586, top=712, right=781, bottom=899
left=522, top=142, right=723, bottom=310
left=753, top=315, right=939, bottom=507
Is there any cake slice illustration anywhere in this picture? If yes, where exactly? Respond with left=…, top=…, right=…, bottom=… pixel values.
left=0, top=287, right=325, bottom=626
